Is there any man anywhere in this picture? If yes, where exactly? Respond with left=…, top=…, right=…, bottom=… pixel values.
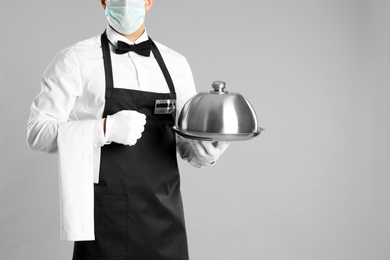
left=26, top=0, right=229, bottom=259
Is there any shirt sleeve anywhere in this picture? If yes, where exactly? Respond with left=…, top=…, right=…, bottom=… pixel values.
left=26, top=48, right=105, bottom=152
left=25, top=48, right=104, bottom=240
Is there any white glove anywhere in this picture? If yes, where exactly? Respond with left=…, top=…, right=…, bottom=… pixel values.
left=188, top=140, right=230, bottom=166
left=105, top=110, right=146, bottom=146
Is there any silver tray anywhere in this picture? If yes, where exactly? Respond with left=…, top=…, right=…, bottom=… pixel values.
left=172, top=126, right=264, bottom=141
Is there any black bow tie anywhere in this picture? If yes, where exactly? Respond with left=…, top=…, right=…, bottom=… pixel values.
left=115, top=40, right=152, bottom=57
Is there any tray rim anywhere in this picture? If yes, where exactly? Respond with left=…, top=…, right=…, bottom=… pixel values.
left=172, top=126, right=264, bottom=141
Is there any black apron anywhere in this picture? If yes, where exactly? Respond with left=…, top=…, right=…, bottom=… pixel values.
left=72, top=32, right=189, bottom=260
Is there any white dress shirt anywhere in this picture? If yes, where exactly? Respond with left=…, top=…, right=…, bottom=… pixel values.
left=26, top=26, right=206, bottom=241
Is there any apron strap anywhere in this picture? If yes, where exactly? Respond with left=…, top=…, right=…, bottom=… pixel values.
left=100, top=31, right=177, bottom=98
left=101, top=31, right=115, bottom=98
left=149, top=38, right=176, bottom=94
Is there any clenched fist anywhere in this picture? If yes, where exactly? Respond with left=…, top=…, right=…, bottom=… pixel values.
left=104, top=110, right=146, bottom=146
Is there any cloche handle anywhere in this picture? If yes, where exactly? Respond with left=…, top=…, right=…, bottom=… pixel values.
left=211, top=81, right=228, bottom=94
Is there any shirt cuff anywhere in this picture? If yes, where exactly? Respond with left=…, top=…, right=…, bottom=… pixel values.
left=93, top=118, right=106, bottom=147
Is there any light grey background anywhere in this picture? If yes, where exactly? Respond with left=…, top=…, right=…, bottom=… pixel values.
left=1, top=0, right=389, bottom=259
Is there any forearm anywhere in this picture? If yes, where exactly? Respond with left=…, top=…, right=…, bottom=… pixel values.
left=26, top=112, right=60, bottom=153
left=26, top=113, right=106, bottom=153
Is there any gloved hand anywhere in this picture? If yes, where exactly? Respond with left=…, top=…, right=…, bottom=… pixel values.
left=188, top=140, right=230, bottom=166
left=105, top=110, right=146, bottom=146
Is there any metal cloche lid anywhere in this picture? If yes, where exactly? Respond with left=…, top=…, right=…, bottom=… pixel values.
left=172, top=81, right=264, bottom=141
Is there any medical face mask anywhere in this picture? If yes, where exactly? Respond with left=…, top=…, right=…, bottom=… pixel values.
left=105, top=0, right=146, bottom=35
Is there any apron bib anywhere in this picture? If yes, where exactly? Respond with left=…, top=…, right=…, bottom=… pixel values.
left=73, top=32, right=189, bottom=260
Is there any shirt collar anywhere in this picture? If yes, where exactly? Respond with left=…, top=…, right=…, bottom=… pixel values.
left=106, top=25, right=149, bottom=48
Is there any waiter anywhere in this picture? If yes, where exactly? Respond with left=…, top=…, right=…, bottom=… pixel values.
left=26, top=0, right=229, bottom=259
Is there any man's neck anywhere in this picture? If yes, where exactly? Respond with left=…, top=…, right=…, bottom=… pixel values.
left=121, top=24, right=146, bottom=43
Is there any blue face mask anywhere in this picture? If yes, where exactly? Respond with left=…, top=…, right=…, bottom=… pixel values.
left=105, top=0, right=146, bottom=35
